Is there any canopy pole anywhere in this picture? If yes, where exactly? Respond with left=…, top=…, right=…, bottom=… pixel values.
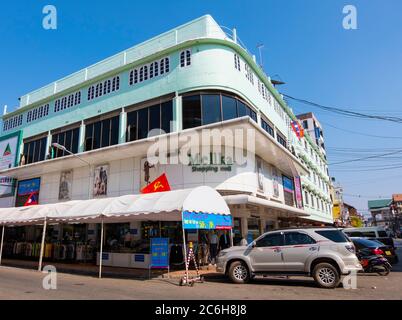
left=99, top=219, right=104, bottom=279
left=0, top=225, right=5, bottom=266
left=38, top=218, right=47, bottom=271
left=229, top=228, right=234, bottom=247
left=181, top=222, right=189, bottom=283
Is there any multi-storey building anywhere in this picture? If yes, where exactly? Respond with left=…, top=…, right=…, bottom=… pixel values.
left=0, top=15, right=333, bottom=269
left=297, top=112, right=326, bottom=158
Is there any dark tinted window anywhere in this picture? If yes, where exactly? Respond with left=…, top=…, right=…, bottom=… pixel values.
left=345, top=231, right=363, bottom=237
left=127, top=111, right=137, bottom=142
left=149, top=105, right=161, bottom=133
left=285, top=232, right=316, bottom=245
left=362, top=231, right=376, bottom=237
left=138, top=108, right=149, bottom=139
left=23, top=137, right=47, bottom=165
left=202, top=94, right=221, bottom=125
left=378, top=231, right=388, bottom=237
left=222, top=95, right=237, bottom=121
left=85, top=116, right=119, bottom=151
left=351, top=238, right=379, bottom=249
left=237, top=101, right=247, bottom=117
left=110, top=116, right=119, bottom=145
left=161, top=101, right=173, bottom=133
left=101, top=118, right=110, bottom=148
left=262, top=119, right=275, bottom=137
left=183, top=95, right=201, bottom=129
left=256, top=233, right=284, bottom=247
left=315, top=230, right=350, bottom=243
left=92, top=121, right=101, bottom=150
left=85, top=123, right=94, bottom=151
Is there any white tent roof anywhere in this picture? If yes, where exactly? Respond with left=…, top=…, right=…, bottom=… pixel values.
left=0, top=186, right=231, bottom=226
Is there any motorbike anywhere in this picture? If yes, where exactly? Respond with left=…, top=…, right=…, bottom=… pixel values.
left=357, top=252, right=392, bottom=276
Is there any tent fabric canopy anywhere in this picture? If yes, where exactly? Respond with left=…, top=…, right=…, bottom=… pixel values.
left=0, top=186, right=231, bottom=226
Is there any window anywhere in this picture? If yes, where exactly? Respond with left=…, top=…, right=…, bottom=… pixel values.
left=182, top=92, right=257, bottom=130
left=51, top=127, right=80, bottom=158
left=26, top=104, right=49, bottom=123
left=54, top=91, right=81, bottom=113
left=304, top=191, right=309, bottom=205
left=276, top=132, right=287, bottom=148
left=315, top=230, right=350, bottom=243
left=234, top=53, right=241, bottom=71
left=84, top=116, right=120, bottom=151
left=87, top=76, right=119, bottom=102
left=261, top=119, right=275, bottom=138
left=285, top=232, right=316, bottom=245
left=256, top=233, right=284, bottom=247
left=23, top=136, right=47, bottom=165
left=180, top=49, right=191, bottom=67
left=126, top=100, right=173, bottom=142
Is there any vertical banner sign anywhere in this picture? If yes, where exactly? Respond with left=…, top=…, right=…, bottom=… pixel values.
left=294, top=176, right=303, bottom=209
left=0, top=131, right=22, bottom=198
left=150, top=238, right=169, bottom=268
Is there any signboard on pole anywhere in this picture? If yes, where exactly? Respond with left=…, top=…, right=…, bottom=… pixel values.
left=150, top=238, right=169, bottom=268
left=0, top=131, right=22, bottom=198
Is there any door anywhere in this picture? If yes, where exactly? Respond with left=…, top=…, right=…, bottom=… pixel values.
left=281, top=232, right=318, bottom=272
left=248, top=232, right=284, bottom=272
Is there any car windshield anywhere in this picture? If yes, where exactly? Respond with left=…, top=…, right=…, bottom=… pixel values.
left=315, top=230, right=350, bottom=243
left=351, top=238, right=380, bottom=248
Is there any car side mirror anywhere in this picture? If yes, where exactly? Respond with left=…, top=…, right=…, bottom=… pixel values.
left=251, top=241, right=256, bottom=248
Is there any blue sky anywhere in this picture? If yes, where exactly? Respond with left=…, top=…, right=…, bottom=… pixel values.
left=1, top=0, right=401, bottom=214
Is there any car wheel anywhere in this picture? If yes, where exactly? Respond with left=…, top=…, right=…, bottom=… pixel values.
left=313, top=263, right=340, bottom=289
left=228, top=261, right=250, bottom=284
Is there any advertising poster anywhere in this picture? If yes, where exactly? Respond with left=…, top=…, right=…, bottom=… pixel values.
left=255, top=156, right=264, bottom=193
left=0, top=131, right=21, bottom=197
left=294, top=176, right=303, bottom=209
left=93, top=165, right=108, bottom=197
left=59, top=170, right=73, bottom=201
left=15, top=178, right=41, bottom=207
left=271, top=167, right=280, bottom=198
left=140, top=158, right=159, bottom=190
left=150, top=238, right=169, bottom=269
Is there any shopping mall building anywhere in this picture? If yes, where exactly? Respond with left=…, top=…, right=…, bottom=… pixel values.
left=0, top=15, right=332, bottom=270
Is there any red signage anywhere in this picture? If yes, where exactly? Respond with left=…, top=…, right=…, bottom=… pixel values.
left=141, top=173, right=171, bottom=194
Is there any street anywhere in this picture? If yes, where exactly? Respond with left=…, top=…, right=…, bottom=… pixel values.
left=1, top=241, right=401, bottom=300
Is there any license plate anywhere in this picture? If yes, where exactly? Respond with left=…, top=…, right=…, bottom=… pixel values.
left=385, top=251, right=391, bottom=256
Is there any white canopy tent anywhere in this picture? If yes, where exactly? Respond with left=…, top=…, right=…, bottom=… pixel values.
left=0, top=186, right=231, bottom=278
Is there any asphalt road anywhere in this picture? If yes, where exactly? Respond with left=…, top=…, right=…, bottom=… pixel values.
left=1, top=240, right=401, bottom=300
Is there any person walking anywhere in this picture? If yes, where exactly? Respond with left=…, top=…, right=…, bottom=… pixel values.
left=209, top=231, right=218, bottom=265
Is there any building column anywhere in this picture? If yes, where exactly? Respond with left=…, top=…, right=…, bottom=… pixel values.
left=78, top=121, right=85, bottom=153
left=119, top=108, right=127, bottom=144
left=45, top=131, right=51, bottom=159
left=241, top=216, right=248, bottom=240
left=172, top=93, right=182, bottom=132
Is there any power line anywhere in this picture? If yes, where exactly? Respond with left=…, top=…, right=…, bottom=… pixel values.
left=330, top=149, right=402, bottom=165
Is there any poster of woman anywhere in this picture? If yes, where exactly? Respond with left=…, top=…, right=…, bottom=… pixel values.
left=93, top=165, right=108, bottom=197
left=59, top=170, right=72, bottom=200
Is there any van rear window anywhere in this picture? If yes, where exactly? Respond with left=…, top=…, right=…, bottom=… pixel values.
left=315, top=230, right=350, bottom=243
left=378, top=231, right=388, bottom=237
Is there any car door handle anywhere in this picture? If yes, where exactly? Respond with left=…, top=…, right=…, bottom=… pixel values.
left=273, top=248, right=281, bottom=253
left=309, top=247, right=318, bottom=251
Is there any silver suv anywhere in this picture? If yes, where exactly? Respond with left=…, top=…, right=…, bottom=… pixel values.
left=216, top=227, right=362, bottom=288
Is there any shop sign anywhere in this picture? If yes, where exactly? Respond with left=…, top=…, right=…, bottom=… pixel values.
left=182, top=211, right=232, bottom=230
left=188, top=152, right=233, bottom=173
left=0, top=131, right=22, bottom=198
left=16, top=178, right=41, bottom=207
left=150, top=238, right=169, bottom=268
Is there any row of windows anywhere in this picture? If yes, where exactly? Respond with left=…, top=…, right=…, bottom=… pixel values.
left=180, top=50, right=191, bottom=68
left=276, top=132, right=287, bottom=148
left=85, top=116, right=120, bottom=152
left=51, top=127, right=80, bottom=158
left=3, top=114, right=23, bottom=131
left=54, top=91, right=81, bottom=113
left=303, top=190, right=330, bottom=214
left=22, top=137, right=47, bottom=165
left=182, top=93, right=257, bottom=130
left=244, top=63, right=254, bottom=85
left=234, top=54, right=241, bottom=71
left=261, top=119, right=275, bottom=138
left=27, top=104, right=50, bottom=123
left=126, top=101, right=173, bottom=142
left=129, top=57, right=170, bottom=86
left=88, top=76, right=120, bottom=101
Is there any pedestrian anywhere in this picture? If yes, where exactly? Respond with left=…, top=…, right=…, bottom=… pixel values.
left=209, top=231, right=218, bottom=265
left=219, top=230, right=230, bottom=251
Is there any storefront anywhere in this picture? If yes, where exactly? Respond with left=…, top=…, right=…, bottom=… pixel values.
left=0, top=186, right=232, bottom=275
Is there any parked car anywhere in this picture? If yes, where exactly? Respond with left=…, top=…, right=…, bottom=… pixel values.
left=216, top=227, right=362, bottom=289
left=350, top=237, right=398, bottom=264
left=342, top=227, right=395, bottom=249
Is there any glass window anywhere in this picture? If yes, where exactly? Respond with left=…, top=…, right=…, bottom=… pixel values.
left=201, top=94, right=221, bottom=125
left=315, top=230, right=350, bottom=243
left=126, top=111, right=137, bottom=142
left=23, top=137, right=47, bottom=165
left=149, top=104, right=161, bottom=133
left=182, top=95, right=201, bottom=129
left=237, top=100, right=248, bottom=117
left=64, top=130, right=72, bottom=154
left=85, top=124, right=94, bottom=151
left=110, top=116, right=119, bottom=146
left=222, top=95, right=237, bottom=121
left=101, top=118, right=111, bottom=148
left=138, top=108, right=149, bottom=139
left=285, top=232, right=316, bottom=245
left=92, top=121, right=101, bottom=150
left=262, top=119, right=275, bottom=137
left=256, top=233, right=284, bottom=247
left=71, top=128, right=79, bottom=154
left=161, top=101, right=173, bottom=134
left=378, top=231, right=387, bottom=237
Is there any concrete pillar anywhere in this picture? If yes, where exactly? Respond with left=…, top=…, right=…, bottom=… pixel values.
left=172, top=94, right=182, bottom=132
left=78, top=121, right=85, bottom=153
left=241, top=216, right=248, bottom=239
left=119, top=108, right=127, bottom=144
left=45, top=131, right=51, bottom=159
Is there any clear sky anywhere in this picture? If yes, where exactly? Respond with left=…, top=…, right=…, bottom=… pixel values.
left=1, top=0, right=401, bottom=215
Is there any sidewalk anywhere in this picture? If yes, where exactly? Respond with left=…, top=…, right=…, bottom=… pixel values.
left=0, top=259, right=223, bottom=280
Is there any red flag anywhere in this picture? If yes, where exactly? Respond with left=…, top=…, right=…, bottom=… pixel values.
left=24, top=192, right=39, bottom=206
left=141, top=173, right=171, bottom=194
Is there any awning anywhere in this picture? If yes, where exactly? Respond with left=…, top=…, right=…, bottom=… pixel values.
left=0, top=186, right=231, bottom=226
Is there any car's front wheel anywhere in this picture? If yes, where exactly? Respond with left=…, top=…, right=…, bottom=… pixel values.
left=228, top=261, right=250, bottom=284
left=312, top=263, right=340, bottom=289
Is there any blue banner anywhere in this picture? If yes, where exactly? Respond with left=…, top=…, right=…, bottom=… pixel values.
left=18, top=178, right=41, bottom=196
left=182, top=211, right=233, bottom=230
left=150, top=238, right=169, bottom=268
left=282, top=176, right=294, bottom=193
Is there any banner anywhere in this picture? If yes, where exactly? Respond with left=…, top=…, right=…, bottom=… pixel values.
left=93, top=165, right=108, bottom=197
left=150, top=238, right=169, bottom=269
left=182, top=211, right=232, bottom=230
left=16, top=178, right=41, bottom=207
left=141, top=173, right=171, bottom=194
left=0, top=131, right=22, bottom=197
left=294, top=176, right=303, bottom=209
